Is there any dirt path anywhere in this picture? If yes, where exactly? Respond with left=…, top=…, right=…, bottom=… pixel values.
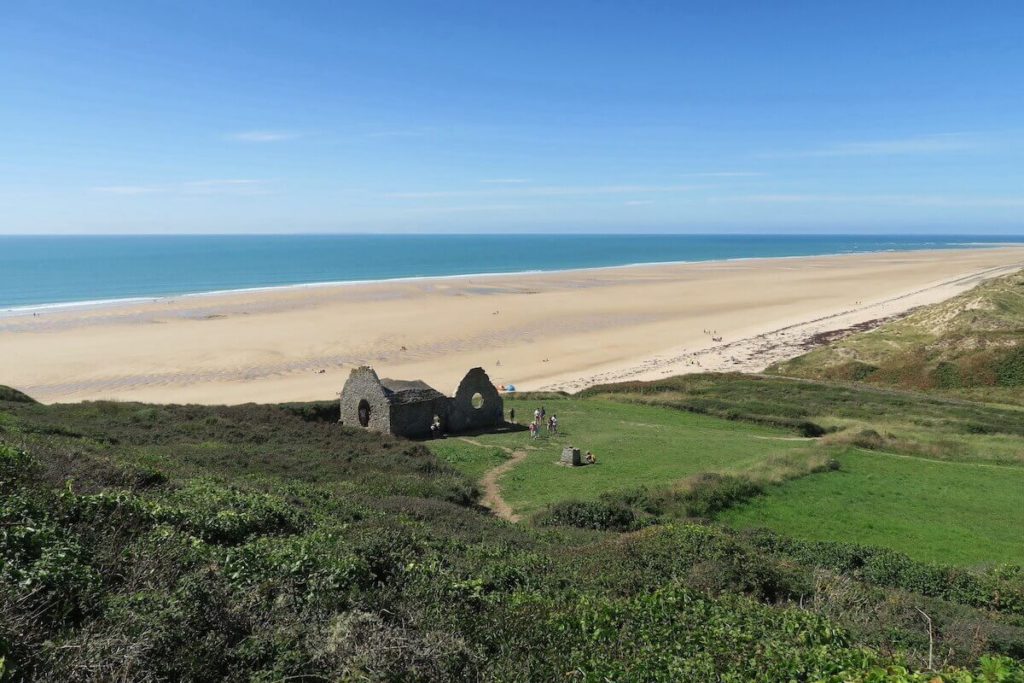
left=458, top=437, right=529, bottom=522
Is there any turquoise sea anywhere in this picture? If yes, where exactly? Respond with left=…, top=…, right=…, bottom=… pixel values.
left=1, top=234, right=1021, bottom=311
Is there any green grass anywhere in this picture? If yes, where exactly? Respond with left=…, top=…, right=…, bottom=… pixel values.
left=584, top=373, right=1024, bottom=465
left=428, top=438, right=510, bottom=481
left=571, top=374, right=1024, bottom=566
left=720, top=448, right=1024, bottom=566
left=430, top=397, right=816, bottom=518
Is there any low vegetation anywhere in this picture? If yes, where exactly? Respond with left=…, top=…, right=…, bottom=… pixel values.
left=433, top=380, right=1024, bottom=568
left=3, top=387, right=1024, bottom=680
left=770, top=269, right=1024, bottom=405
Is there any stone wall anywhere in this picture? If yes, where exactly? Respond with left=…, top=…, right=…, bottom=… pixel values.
left=338, top=366, right=393, bottom=433
left=389, top=397, right=449, bottom=439
left=340, top=365, right=505, bottom=438
left=446, top=367, right=504, bottom=433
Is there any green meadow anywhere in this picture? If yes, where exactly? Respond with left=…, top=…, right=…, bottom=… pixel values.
left=431, top=396, right=817, bottom=518
left=721, top=448, right=1024, bottom=566
left=430, top=375, right=1024, bottom=567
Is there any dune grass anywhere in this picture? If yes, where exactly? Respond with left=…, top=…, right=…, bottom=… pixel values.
left=720, top=448, right=1024, bottom=566
left=770, top=269, right=1024, bottom=403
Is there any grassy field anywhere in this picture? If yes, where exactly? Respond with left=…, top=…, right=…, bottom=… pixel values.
left=426, top=379, right=1024, bottom=565
left=721, top=448, right=1024, bottom=566
left=583, top=373, right=1024, bottom=466
left=569, top=374, right=1024, bottom=565
left=430, top=396, right=818, bottom=518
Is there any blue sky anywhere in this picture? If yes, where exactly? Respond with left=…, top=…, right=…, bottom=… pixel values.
left=2, top=1, right=1023, bottom=234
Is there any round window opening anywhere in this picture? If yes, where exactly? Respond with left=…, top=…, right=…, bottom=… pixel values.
left=471, top=392, right=484, bottom=410
left=357, top=399, right=371, bottom=427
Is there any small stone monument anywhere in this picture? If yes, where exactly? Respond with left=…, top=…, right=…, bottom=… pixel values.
left=561, top=446, right=581, bottom=467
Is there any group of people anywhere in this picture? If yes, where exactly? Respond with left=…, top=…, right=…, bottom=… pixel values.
left=508, top=405, right=597, bottom=463
left=509, top=405, right=559, bottom=439
left=526, top=405, right=557, bottom=438
left=703, top=328, right=724, bottom=343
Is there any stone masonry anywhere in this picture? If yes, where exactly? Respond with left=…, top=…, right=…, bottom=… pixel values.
left=339, top=365, right=504, bottom=439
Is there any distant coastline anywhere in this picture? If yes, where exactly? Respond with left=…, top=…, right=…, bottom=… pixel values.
left=1, top=234, right=1022, bottom=313
left=3, top=246, right=1023, bottom=406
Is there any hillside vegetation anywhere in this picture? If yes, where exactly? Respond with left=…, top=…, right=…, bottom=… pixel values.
left=770, top=269, right=1024, bottom=404
left=475, top=375, right=1024, bottom=565
left=3, top=388, right=1024, bottom=680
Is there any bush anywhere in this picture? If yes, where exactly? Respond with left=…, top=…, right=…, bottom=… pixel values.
left=932, top=361, right=963, bottom=389
left=0, top=443, right=32, bottom=492
left=282, top=400, right=341, bottom=423
left=534, top=499, right=643, bottom=531
left=995, top=346, right=1024, bottom=387
left=744, top=529, right=1024, bottom=616
left=0, top=386, right=36, bottom=404
left=672, top=473, right=765, bottom=518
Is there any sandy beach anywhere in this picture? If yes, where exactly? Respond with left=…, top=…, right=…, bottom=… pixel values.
left=2, top=246, right=1022, bottom=405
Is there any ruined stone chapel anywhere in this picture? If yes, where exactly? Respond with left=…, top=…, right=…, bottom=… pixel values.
left=338, top=366, right=504, bottom=438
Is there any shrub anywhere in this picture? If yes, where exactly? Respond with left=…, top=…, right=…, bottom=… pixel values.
left=0, top=443, right=32, bottom=492
left=282, top=400, right=341, bottom=423
left=534, top=499, right=642, bottom=531
left=0, top=386, right=36, bottom=404
left=932, top=361, right=963, bottom=389
left=672, top=473, right=765, bottom=518
left=995, top=346, right=1024, bottom=387
left=744, top=529, right=1024, bottom=616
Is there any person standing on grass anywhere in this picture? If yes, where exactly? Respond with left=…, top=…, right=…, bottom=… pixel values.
left=534, top=408, right=541, bottom=424
left=509, top=407, right=515, bottom=424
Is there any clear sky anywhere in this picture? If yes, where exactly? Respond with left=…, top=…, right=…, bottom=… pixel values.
left=2, top=1, right=1023, bottom=234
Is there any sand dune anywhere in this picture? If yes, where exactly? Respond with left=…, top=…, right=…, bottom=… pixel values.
left=2, top=247, right=1022, bottom=404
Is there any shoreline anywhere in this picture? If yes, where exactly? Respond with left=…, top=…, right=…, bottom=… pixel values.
left=534, top=261, right=1021, bottom=392
left=3, top=241, right=1022, bottom=318
left=2, top=246, right=1023, bottom=404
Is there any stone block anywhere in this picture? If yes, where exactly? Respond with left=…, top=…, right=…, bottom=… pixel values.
left=561, top=447, right=581, bottom=466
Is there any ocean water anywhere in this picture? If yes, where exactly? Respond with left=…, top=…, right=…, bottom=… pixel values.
left=0, top=234, right=1020, bottom=311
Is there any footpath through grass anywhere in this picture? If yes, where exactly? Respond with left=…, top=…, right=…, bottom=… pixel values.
left=430, top=396, right=816, bottom=519
left=721, top=448, right=1024, bottom=566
